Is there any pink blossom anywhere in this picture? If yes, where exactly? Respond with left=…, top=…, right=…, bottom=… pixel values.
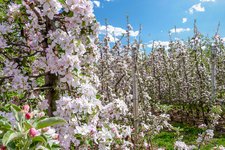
left=0, top=145, right=6, bottom=150
left=23, top=105, right=30, bottom=112
left=29, top=128, right=39, bottom=137
left=25, top=113, right=32, bottom=120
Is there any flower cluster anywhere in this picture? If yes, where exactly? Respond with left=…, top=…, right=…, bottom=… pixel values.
left=174, top=141, right=196, bottom=150
left=0, top=0, right=133, bottom=149
left=0, top=104, right=64, bottom=149
left=53, top=95, right=132, bottom=149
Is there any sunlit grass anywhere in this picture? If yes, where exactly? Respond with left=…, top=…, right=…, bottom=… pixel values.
left=152, top=123, right=225, bottom=150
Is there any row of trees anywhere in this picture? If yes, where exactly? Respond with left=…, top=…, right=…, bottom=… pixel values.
left=97, top=22, right=225, bottom=148
left=147, top=32, right=224, bottom=125
left=97, top=22, right=225, bottom=131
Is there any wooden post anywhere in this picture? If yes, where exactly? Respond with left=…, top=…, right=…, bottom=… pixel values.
left=132, top=43, right=139, bottom=149
left=211, top=45, right=217, bottom=102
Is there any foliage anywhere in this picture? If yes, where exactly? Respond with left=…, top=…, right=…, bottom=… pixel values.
left=0, top=104, right=66, bottom=149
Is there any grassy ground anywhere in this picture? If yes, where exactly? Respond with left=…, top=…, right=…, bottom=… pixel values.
left=152, top=123, right=225, bottom=150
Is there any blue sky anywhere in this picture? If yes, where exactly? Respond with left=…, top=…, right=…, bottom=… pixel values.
left=92, top=0, right=225, bottom=46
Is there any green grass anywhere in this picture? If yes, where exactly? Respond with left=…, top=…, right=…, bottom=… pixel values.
left=152, top=123, right=225, bottom=150
left=152, top=131, right=176, bottom=150
left=201, top=137, right=225, bottom=150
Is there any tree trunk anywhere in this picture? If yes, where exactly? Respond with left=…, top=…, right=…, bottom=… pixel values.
left=43, top=17, right=59, bottom=117
left=45, top=73, right=59, bottom=116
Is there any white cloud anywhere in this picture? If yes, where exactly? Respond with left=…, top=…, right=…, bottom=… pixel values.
left=147, top=41, right=170, bottom=49
left=99, top=25, right=139, bottom=43
left=99, top=25, right=139, bottom=37
left=170, top=28, right=191, bottom=34
left=189, top=3, right=205, bottom=14
left=130, top=31, right=139, bottom=37
left=222, top=37, right=225, bottom=43
left=200, top=0, right=215, bottom=2
left=182, top=18, right=187, bottom=23
left=108, top=34, right=119, bottom=43
left=99, top=25, right=125, bottom=36
left=105, top=0, right=113, bottom=1
left=93, top=1, right=100, bottom=7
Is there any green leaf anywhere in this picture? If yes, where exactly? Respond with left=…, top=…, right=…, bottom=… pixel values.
left=35, top=117, right=67, bottom=129
left=10, top=106, right=19, bottom=122
left=66, top=11, right=73, bottom=17
left=82, top=21, right=86, bottom=27
left=0, top=104, right=10, bottom=111
left=74, top=134, right=82, bottom=140
left=85, top=139, right=93, bottom=146
left=96, top=94, right=101, bottom=99
left=58, top=0, right=65, bottom=4
left=10, top=104, right=21, bottom=112
left=0, top=120, right=11, bottom=131
left=32, top=135, right=47, bottom=144
left=23, top=121, right=32, bottom=131
left=33, top=116, right=47, bottom=128
left=15, top=0, right=22, bottom=4
left=6, top=141, right=16, bottom=149
left=35, top=145, right=49, bottom=150
left=2, top=131, right=23, bottom=146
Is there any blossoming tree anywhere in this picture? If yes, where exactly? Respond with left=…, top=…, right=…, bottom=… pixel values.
left=0, top=0, right=132, bottom=149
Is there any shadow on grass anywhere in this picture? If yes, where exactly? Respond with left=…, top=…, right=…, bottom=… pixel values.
left=152, top=122, right=225, bottom=150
